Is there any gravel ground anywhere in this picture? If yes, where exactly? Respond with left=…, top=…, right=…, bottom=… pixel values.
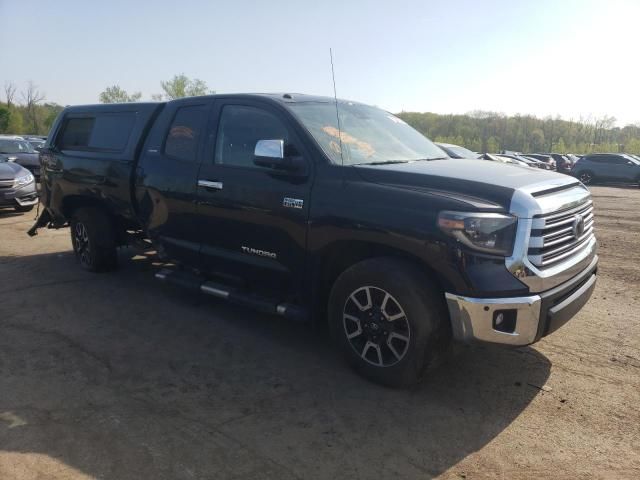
left=0, top=185, right=638, bottom=480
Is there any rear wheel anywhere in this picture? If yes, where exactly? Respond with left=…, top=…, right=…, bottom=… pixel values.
left=328, top=257, right=450, bottom=387
left=70, top=207, right=118, bottom=272
left=14, top=205, right=34, bottom=213
left=578, top=171, right=594, bottom=185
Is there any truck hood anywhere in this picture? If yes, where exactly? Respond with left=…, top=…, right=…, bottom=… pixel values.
left=4, top=152, right=40, bottom=167
left=354, top=159, right=580, bottom=210
left=0, top=161, right=29, bottom=179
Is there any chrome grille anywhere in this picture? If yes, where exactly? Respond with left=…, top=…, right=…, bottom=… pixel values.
left=528, top=198, right=595, bottom=268
left=0, top=178, right=13, bottom=189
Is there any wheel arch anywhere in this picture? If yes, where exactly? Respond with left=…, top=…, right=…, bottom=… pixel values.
left=62, top=195, right=112, bottom=220
left=312, top=239, right=447, bottom=328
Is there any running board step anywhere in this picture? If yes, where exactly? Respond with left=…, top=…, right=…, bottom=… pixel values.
left=155, top=268, right=308, bottom=322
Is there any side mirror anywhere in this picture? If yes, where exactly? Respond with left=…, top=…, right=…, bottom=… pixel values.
left=254, top=139, right=284, bottom=161
left=254, top=139, right=304, bottom=173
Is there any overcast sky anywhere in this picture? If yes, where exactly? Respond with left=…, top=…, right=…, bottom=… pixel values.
left=2, top=0, right=639, bottom=126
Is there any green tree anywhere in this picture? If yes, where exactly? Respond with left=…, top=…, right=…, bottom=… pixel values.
left=6, top=106, right=23, bottom=133
left=555, top=137, right=566, bottom=153
left=158, top=74, right=213, bottom=100
left=99, top=85, right=142, bottom=103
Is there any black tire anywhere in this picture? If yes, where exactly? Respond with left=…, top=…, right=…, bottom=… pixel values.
left=70, top=207, right=118, bottom=272
left=578, top=170, right=594, bottom=185
left=14, top=205, right=34, bottom=213
left=328, top=257, right=450, bottom=387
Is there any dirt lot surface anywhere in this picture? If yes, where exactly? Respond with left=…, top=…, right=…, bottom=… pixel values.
left=0, top=186, right=639, bottom=480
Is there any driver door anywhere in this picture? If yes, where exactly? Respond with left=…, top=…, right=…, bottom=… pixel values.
left=196, top=99, right=313, bottom=295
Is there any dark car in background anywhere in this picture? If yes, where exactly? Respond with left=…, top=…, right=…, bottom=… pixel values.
left=0, top=136, right=42, bottom=180
left=435, top=142, right=480, bottom=159
left=572, top=153, right=640, bottom=186
left=539, top=153, right=573, bottom=173
left=0, top=154, right=38, bottom=212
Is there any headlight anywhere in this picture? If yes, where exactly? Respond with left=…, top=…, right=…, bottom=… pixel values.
left=14, top=173, right=34, bottom=188
left=437, top=211, right=517, bottom=256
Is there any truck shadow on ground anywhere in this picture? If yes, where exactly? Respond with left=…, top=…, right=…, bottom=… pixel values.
left=0, top=249, right=552, bottom=479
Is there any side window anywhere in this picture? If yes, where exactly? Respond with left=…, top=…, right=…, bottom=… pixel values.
left=90, top=114, right=135, bottom=150
left=214, top=105, right=289, bottom=167
left=609, top=156, right=628, bottom=165
left=58, top=113, right=135, bottom=152
left=164, top=105, right=207, bottom=162
left=59, top=117, right=95, bottom=149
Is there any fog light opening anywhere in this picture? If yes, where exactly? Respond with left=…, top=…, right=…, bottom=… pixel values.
left=493, top=309, right=517, bottom=334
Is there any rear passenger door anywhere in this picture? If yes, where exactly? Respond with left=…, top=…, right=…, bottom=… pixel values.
left=136, top=98, right=213, bottom=265
left=195, top=99, right=313, bottom=295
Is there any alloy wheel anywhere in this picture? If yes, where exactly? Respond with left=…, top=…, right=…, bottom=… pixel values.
left=579, top=172, right=593, bottom=184
left=73, top=222, right=91, bottom=267
left=343, top=286, right=411, bottom=367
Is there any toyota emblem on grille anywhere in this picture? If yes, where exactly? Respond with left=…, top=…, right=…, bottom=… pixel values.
left=572, top=214, right=585, bottom=239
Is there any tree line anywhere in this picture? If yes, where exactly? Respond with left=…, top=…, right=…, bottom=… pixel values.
left=397, top=111, right=640, bottom=154
left=2, top=76, right=639, bottom=155
left=0, top=75, right=213, bottom=136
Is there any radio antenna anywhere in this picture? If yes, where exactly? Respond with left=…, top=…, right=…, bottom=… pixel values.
left=330, top=48, right=345, bottom=166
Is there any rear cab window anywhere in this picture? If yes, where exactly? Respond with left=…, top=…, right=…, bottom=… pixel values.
left=58, top=113, right=135, bottom=152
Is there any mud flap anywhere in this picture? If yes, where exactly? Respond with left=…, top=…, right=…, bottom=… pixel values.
left=27, top=208, right=52, bottom=237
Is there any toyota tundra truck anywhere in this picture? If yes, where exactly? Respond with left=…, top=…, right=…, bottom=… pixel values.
left=29, top=94, right=598, bottom=386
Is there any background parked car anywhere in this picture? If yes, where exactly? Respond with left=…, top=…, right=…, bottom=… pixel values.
left=435, top=142, right=481, bottom=159
left=498, top=153, right=546, bottom=169
left=0, top=153, right=39, bottom=212
left=24, top=136, right=46, bottom=151
left=524, top=153, right=557, bottom=170
left=572, top=153, right=640, bottom=186
left=0, top=136, right=42, bottom=180
left=538, top=153, right=573, bottom=173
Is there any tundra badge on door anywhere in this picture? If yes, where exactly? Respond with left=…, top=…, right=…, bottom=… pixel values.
left=241, top=246, right=277, bottom=259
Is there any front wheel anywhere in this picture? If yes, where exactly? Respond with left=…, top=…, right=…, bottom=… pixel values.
left=70, top=207, right=118, bottom=272
left=578, top=171, right=594, bottom=185
left=328, top=257, right=450, bottom=387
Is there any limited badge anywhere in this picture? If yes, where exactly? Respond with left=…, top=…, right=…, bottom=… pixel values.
left=283, top=197, right=304, bottom=209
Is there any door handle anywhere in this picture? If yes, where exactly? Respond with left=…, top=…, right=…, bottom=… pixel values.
left=198, top=180, right=223, bottom=190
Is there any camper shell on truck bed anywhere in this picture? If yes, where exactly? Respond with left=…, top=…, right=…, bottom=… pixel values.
left=31, top=94, right=598, bottom=387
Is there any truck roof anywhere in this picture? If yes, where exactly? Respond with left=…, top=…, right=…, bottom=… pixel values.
left=62, top=93, right=360, bottom=114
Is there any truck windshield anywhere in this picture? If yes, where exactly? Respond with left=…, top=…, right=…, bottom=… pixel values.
left=288, top=102, right=446, bottom=165
left=0, top=139, right=36, bottom=154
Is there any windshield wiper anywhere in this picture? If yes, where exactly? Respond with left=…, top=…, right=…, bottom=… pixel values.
left=353, top=160, right=410, bottom=166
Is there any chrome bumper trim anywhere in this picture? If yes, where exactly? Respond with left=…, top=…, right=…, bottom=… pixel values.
left=15, top=196, right=39, bottom=206
left=445, top=293, right=541, bottom=346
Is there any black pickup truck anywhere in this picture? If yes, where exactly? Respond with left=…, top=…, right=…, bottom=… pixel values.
left=30, top=94, right=598, bottom=386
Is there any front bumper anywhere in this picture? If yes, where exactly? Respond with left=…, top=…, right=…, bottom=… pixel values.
left=445, top=255, right=597, bottom=346
left=0, top=182, right=39, bottom=208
